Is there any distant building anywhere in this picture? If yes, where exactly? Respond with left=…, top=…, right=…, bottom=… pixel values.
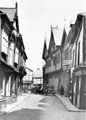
left=22, top=67, right=33, bottom=90
left=32, top=68, right=43, bottom=87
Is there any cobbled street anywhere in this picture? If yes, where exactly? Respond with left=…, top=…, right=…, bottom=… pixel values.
left=0, top=93, right=86, bottom=120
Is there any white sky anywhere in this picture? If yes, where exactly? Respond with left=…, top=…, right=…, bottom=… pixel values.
left=0, top=0, right=86, bottom=71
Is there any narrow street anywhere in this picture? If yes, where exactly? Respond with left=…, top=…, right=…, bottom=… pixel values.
left=0, top=93, right=86, bottom=120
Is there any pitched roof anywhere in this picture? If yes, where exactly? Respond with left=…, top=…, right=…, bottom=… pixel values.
left=61, top=28, right=67, bottom=46
left=48, top=28, right=55, bottom=52
left=0, top=8, right=16, bottom=22
left=42, top=38, right=49, bottom=60
left=0, top=11, right=14, bottom=30
left=65, top=14, right=83, bottom=45
left=42, top=39, right=47, bottom=59
left=45, top=37, right=50, bottom=50
left=51, top=26, right=63, bottom=46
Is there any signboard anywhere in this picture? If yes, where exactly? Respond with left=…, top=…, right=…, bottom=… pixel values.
left=62, top=60, right=70, bottom=66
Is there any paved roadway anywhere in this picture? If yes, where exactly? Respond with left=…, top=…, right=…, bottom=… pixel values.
left=0, top=94, right=86, bottom=120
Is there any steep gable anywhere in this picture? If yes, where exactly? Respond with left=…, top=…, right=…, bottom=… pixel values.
left=42, top=39, right=48, bottom=60
left=65, top=14, right=83, bottom=45
left=0, top=2, right=19, bottom=32
left=48, top=27, right=56, bottom=54
left=48, top=26, right=63, bottom=55
left=52, top=26, right=63, bottom=46
left=0, top=8, right=16, bottom=22
left=61, top=28, right=67, bottom=46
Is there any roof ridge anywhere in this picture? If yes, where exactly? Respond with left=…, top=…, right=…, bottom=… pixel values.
left=52, top=27, right=62, bottom=31
left=52, top=26, right=58, bottom=29
left=0, top=7, right=16, bottom=9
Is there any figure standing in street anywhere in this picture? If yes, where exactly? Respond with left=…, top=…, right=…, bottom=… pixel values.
left=60, top=86, right=64, bottom=97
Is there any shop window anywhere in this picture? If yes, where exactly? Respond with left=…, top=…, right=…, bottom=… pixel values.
left=11, top=79, right=15, bottom=96
left=83, top=40, right=86, bottom=62
left=0, top=74, right=3, bottom=90
left=83, top=55, right=86, bottom=63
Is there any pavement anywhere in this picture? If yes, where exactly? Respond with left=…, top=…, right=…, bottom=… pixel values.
left=0, top=93, right=86, bottom=117
left=0, top=93, right=30, bottom=117
left=55, top=94, right=86, bottom=112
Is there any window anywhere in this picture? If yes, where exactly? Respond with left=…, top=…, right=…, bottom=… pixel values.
left=23, top=59, right=26, bottom=67
left=51, top=47, right=53, bottom=52
left=8, top=43, right=14, bottom=66
left=72, top=50, right=75, bottom=67
left=14, top=48, right=19, bottom=64
left=83, top=40, right=86, bottom=62
left=65, top=49, right=69, bottom=60
left=9, top=46, right=12, bottom=65
left=1, top=29, right=8, bottom=55
left=0, top=74, right=3, bottom=90
left=78, top=42, right=80, bottom=65
left=56, top=53, right=60, bottom=63
left=46, top=59, right=51, bottom=68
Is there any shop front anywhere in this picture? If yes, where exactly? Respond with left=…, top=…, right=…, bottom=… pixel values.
left=73, top=67, right=86, bottom=109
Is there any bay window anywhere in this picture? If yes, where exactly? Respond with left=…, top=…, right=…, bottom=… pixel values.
left=1, top=29, right=8, bottom=61
left=8, top=43, right=14, bottom=66
left=14, top=47, right=19, bottom=67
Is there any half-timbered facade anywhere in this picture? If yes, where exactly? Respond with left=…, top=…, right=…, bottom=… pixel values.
left=42, top=26, right=64, bottom=93
left=62, top=28, right=73, bottom=97
left=0, top=3, right=27, bottom=107
left=71, top=14, right=86, bottom=109
left=42, top=12, right=86, bottom=110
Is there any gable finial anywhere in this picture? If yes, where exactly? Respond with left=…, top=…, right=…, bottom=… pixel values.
left=50, top=25, right=52, bottom=29
left=44, top=32, right=46, bottom=41
left=15, top=2, right=18, bottom=9
left=64, top=19, right=66, bottom=28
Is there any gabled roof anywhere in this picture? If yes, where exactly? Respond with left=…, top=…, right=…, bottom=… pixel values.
left=42, top=39, right=48, bottom=60
left=48, top=26, right=65, bottom=55
left=48, top=27, right=56, bottom=53
left=0, top=11, right=14, bottom=30
left=0, top=8, right=16, bottom=22
left=61, top=28, right=67, bottom=46
left=0, top=3, right=19, bottom=32
left=51, top=26, right=63, bottom=46
left=26, top=67, right=33, bottom=72
left=46, top=37, right=50, bottom=50
left=65, top=14, right=83, bottom=45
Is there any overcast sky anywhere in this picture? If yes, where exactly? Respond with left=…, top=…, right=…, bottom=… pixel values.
left=0, top=0, right=86, bottom=71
